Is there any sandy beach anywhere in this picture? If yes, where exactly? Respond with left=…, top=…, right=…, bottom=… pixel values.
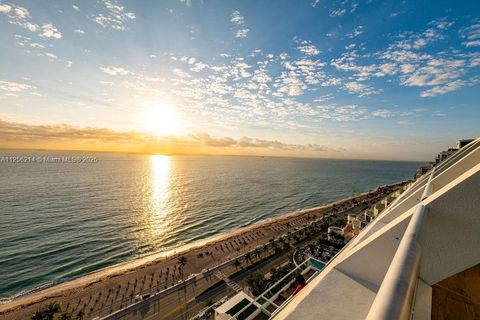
left=0, top=181, right=406, bottom=320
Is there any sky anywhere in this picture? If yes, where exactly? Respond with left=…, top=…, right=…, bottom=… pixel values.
left=0, top=0, right=479, bottom=161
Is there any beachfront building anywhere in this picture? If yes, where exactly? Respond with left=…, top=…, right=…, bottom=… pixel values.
left=346, top=189, right=402, bottom=236
left=326, top=227, right=344, bottom=241
left=217, top=137, right=480, bottom=320
left=436, top=149, right=457, bottom=163
left=456, top=138, right=474, bottom=149
left=347, top=214, right=357, bottom=225
left=415, top=165, right=429, bottom=179
left=345, top=214, right=361, bottom=238
left=270, top=137, right=480, bottom=319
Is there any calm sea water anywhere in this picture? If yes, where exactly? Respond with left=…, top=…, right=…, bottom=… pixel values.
left=0, top=150, right=420, bottom=298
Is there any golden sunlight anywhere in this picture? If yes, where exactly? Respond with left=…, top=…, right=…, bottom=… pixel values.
left=143, top=103, right=182, bottom=136
left=135, top=155, right=173, bottom=248
left=151, top=155, right=172, bottom=219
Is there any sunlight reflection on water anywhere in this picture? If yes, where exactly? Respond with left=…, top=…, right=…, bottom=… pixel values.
left=0, top=151, right=420, bottom=298
left=145, top=155, right=173, bottom=244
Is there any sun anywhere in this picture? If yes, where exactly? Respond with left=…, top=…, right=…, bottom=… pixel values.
left=142, top=104, right=182, bottom=136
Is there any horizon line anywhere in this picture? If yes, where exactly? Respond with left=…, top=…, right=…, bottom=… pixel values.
left=0, top=146, right=427, bottom=163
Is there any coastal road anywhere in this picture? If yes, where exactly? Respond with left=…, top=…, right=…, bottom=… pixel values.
left=105, top=244, right=293, bottom=320
left=104, top=215, right=326, bottom=320
left=156, top=252, right=292, bottom=320
left=102, top=188, right=395, bottom=320
left=104, top=245, right=278, bottom=320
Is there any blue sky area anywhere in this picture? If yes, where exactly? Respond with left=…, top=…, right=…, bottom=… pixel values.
left=0, top=0, right=479, bottom=160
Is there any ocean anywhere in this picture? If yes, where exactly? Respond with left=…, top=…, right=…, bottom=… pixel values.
left=0, top=150, right=421, bottom=299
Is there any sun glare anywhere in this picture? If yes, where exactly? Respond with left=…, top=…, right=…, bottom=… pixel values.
left=143, top=104, right=182, bottom=136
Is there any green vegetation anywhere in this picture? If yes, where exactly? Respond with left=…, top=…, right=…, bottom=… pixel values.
left=205, top=299, right=213, bottom=307
left=330, top=219, right=346, bottom=228
left=245, top=262, right=296, bottom=296
left=234, top=258, right=241, bottom=270
left=246, top=272, right=268, bottom=296
left=316, top=237, right=344, bottom=249
left=31, top=302, right=62, bottom=320
left=76, top=309, right=85, bottom=320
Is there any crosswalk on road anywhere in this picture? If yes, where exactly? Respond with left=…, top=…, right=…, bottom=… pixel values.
left=213, top=270, right=243, bottom=293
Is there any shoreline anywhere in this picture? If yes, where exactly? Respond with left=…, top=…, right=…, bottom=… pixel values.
left=0, top=180, right=409, bottom=318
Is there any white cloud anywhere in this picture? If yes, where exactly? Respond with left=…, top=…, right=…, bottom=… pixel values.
left=464, top=40, right=480, bottom=47
left=230, top=11, right=245, bottom=25
left=400, top=63, right=417, bottom=74
left=100, top=66, right=131, bottom=75
left=0, top=3, right=12, bottom=13
left=235, top=28, right=249, bottom=38
left=329, top=9, right=346, bottom=17
left=230, top=10, right=249, bottom=38
left=314, top=93, right=334, bottom=102
left=401, top=58, right=466, bottom=87
left=172, top=68, right=191, bottom=78
left=344, top=81, right=378, bottom=96
left=179, top=0, right=192, bottom=6
left=1, top=3, right=35, bottom=30
left=372, top=109, right=396, bottom=118
left=420, top=80, right=465, bottom=97
left=331, top=49, right=396, bottom=81
left=460, top=21, right=480, bottom=47
left=346, top=26, right=363, bottom=38
left=276, top=73, right=307, bottom=96
left=94, top=0, right=136, bottom=31
left=0, top=80, right=34, bottom=93
left=298, top=41, right=320, bottom=56
left=98, top=80, right=114, bottom=86
left=370, top=20, right=480, bottom=97
left=311, top=0, right=321, bottom=7
left=372, top=108, right=426, bottom=118
left=327, top=105, right=366, bottom=121
left=72, top=5, right=80, bottom=11
left=30, top=42, right=45, bottom=48
left=13, top=6, right=29, bottom=19
left=40, top=23, right=62, bottom=38
left=381, top=50, right=431, bottom=63
left=74, top=29, right=85, bottom=34
left=191, top=62, right=208, bottom=72
left=44, top=52, right=58, bottom=59
left=0, top=3, right=62, bottom=38
left=430, top=18, right=454, bottom=30
left=390, top=24, right=445, bottom=51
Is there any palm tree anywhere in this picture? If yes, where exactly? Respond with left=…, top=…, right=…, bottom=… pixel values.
left=254, top=247, right=261, bottom=261
left=76, top=309, right=85, bottom=320
left=233, top=259, right=241, bottom=270
left=177, top=256, right=187, bottom=280
left=44, top=302, right=61, bottom=320
left=59, top=312, right=72, bottom=320
left=178, top=256, right=187, bottom=268
left=31, top=311, right=45, bottom=320
left=245, top=252, right=253, bottom=265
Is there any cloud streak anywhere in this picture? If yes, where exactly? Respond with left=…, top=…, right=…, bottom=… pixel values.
left=0, top=119, right=345, bottom=155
